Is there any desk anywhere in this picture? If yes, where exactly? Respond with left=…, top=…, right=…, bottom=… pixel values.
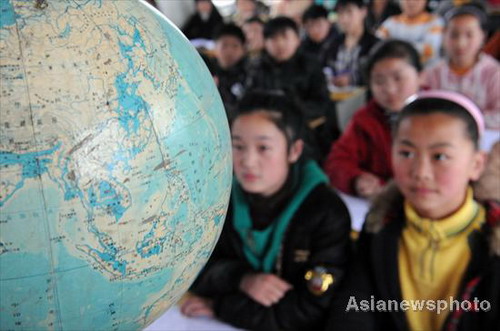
left=330, top=88, right=366, bottom=132
left=145, top=305, right=240, bottom=331
left=336, top=190, right=370, bottom=232
left=330, top=87, right=365, bottom=102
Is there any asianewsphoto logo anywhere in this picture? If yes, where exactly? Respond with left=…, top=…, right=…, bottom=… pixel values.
left=345, top=296, right=491, bottom=315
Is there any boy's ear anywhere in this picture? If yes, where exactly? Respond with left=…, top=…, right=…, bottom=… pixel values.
left=470, top=150, right=487, bottom=181
left=288, top=139, right=304, bottom=163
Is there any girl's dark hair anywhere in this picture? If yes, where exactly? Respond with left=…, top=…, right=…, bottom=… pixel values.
left=444, top=4, right=488, bottom=31
left=235, top=90, right=305, bottom=148
left=364, top=39, right=422, bottom=82
left=394, top=98, right=480, bottom=149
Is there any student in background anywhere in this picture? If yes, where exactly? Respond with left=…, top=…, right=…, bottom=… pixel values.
left=181, top=91, right=351, bottom=331
left=323, top=0, right=379, bottom=88
left=423, top=5, right=500, bottom=130
left=210, top=24, right=248, bottom=120
left=242, top=17, right=266, bottom=59
left=182, top=0, right=223, bottom=40
left=271, top=0, right=314, bottom=26
left=246, top=16, right=338, bottom=160
left=377, top=0, right=444, bottom=67
left=231, top=0, right=269, bottom=27
left=300, top=4, right=339, bottom=63
left=365, top=0, right=401, bottom=34
left=435, top=0, right=475, bottom=16
left=324, top=40, right=422, bottom=198
left=326, top=90, right=499, bottom=331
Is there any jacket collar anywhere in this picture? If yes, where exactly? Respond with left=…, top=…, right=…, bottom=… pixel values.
left=261, top=50, right=302, bottom=68
left=366, top=181, right=500, bottom=257
left=363, top=182, right=498, bottom=331
left=213, top=57, right=247, bottom=76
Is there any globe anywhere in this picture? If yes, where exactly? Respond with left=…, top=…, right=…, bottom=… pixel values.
left=0, top=0, right=232, bottom=330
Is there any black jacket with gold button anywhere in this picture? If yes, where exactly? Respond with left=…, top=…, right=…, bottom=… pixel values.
left=190, top=183, right=351, bottom=331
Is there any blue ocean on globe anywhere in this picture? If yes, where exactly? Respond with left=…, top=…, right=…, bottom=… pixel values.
left=0, top=0, right=232, bottom=330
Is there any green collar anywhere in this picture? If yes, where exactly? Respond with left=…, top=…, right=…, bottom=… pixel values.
left=232, top=160, right=328, bottom=272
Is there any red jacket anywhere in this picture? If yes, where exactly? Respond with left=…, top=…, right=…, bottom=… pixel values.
left=323, top=100, right=393, bottom=195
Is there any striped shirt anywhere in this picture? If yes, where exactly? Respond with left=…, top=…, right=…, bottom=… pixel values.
left=423, top=53, right=500, bottom=130
left=377, top=12, right=444, bottom=67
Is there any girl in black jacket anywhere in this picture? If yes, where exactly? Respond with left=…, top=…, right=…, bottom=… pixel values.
left=181, top=91, right=352, bottom=331
left=182, top=0, right=223, bottom=41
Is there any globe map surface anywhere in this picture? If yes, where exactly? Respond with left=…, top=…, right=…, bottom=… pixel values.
left=0, top=0, right=232, bottom=329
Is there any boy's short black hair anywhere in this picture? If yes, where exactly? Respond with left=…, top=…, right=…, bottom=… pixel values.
left=335, top=0, right=366, bottom=10
left=236, top=90, right=306, bottom=146
left=302, top=4, right=329, bottom=23
left=394, top=98, right=480, bottom=149
left=263, top=16, right=299, bottom=39
left=364, top=39, right=422, bottom=82
left=213, top=23, right=246, bottom=44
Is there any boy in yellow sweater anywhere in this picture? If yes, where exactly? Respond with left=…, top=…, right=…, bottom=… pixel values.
left=326, top=90, right=499, bottom=331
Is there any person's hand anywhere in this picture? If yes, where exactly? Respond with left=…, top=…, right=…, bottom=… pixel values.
left=355, top=173, right=383, bottom=199
left=180, top=295, right=214, bottom=318
left=239, top=273, right=292, bottom=307
left=333, top=74, right=350, bottom=87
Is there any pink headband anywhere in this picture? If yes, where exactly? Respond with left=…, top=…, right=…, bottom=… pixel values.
left=405, top=90, right=485, bottom=138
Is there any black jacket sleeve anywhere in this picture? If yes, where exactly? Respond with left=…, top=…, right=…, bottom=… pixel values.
left=325, top=228, right=378, bottom=331
left=300, top=60, right=333, bottom=121
left=190, top=215, right=253, bottom=295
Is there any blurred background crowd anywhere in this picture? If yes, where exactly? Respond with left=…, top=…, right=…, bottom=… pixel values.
left=146, top=0, right=499, bottom=199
